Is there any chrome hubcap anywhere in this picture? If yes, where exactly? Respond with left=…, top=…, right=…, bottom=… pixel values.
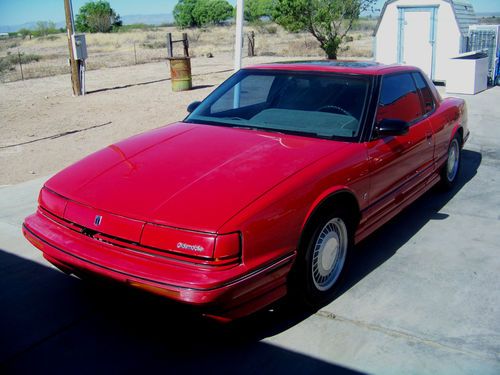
left=446, top=139, right=460, bottom=182
left=312, top=218, right=347, bottom=291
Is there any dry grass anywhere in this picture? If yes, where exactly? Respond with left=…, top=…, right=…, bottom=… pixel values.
left=0, top=22, right=375, bottom=82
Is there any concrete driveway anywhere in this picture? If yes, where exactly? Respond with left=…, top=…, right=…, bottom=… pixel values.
left=1, top=87, right=499, bottom=374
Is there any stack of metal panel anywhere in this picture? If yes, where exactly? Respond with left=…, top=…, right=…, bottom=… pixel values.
left=468, top=25, right=500, bottom=85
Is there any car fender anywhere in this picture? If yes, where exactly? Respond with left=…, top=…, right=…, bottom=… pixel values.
left=300, top=186, right=360, bottom=235
left=447, top=99, right=467, bottom=144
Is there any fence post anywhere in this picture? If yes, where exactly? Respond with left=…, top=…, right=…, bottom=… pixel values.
left=18, top=49, right=24, bottom=80
left=182, top=33, right=189, bottom=57
left=166, top=33, right=173, bottom=58
left=133, top=42, right=137, bottom=64
left=247, top=31, right=255, bottom=57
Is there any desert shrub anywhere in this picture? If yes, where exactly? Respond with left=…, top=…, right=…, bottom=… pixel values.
left=351, top=18, right=377, bottom=32
left=5, top=41, right=20, bottom=49
left=39, top=35, right=59, bottom=41
left=261, top=24, right=277, bottom=34
left=253, top=20, right=278, bottom=34
left=0, top=53, right=41, bottom=73
left=141, top=40, right=167, bottom=49
left=116, top=24, right=158, bottom=32
left=189, top=29, right=202, bottom=42
left=0, top=58, right=13, bottom=72
left=144, top=33, right=157, bottom=41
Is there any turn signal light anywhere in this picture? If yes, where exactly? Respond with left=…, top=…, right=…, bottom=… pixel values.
left=214, top=232, right=241, bottom=260
left=39, top=187, right=67, bottom=218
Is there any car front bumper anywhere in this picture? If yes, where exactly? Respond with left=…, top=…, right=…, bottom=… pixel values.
left=23, top=211, right=295, bottom=320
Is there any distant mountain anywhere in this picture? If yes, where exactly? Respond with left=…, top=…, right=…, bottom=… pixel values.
left=121, top=13, right=174, bottom=25
left=0, top=13, right=173, bottom=33
left=0, top=21, right=64, bottom=33
left=476, top=12, right=500, bottom=18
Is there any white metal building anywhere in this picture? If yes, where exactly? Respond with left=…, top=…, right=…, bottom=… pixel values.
left=374, top=0, right=476, bottom=81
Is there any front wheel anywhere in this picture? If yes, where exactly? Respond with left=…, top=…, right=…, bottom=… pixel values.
left=440, top=134, right=462, bottom=190
left=292, top=208, right=353, bottom=307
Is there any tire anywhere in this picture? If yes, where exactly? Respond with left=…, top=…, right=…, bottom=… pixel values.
left=292, top=207, right=354, bottom=307
left=440, top=133, right=462, bottom=190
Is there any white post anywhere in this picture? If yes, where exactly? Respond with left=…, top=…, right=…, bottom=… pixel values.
left=234, top=0, right=244, bottom=72
left=233, top=0, right=244, bottom=108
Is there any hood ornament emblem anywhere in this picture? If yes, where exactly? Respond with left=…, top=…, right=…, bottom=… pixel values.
left=94, top=215, right=103, bottom=226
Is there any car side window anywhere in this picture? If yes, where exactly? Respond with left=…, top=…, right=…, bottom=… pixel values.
left=412, top=72, right=435, bottom=114
left=376, top=73, right=423, bottom=124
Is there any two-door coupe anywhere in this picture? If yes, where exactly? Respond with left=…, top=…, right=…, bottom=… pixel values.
left=23, top=61, right=468, bottom=320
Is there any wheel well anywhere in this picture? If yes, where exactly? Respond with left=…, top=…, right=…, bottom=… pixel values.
left=456, top=127, right=464, bottom=147
left=299, top=191, right=360, bottom=250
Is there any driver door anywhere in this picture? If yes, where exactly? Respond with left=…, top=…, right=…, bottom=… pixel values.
left=365, top=72, right=434, bottom=220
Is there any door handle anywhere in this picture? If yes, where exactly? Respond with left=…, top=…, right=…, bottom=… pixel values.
left=426, top=132, right=432, bottom=144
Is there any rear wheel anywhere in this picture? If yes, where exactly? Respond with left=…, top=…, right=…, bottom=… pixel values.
left=440, top=134, right=462, bottom=190
left=292, top=207, right=354, bottom=307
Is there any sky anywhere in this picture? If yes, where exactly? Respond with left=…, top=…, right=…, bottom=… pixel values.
left=0, top=0, right=499, bottom=26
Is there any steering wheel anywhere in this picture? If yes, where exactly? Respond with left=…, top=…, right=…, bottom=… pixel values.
left=317, top=105, right=353, bottom=117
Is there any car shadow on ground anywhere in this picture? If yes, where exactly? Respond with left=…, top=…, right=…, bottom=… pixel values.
left=0, top=150, right=481, bottom=374
left=0, top=251, right=362, bottom=374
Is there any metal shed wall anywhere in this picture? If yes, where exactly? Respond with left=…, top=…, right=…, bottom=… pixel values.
left=374, top=0, right=476, bottom=82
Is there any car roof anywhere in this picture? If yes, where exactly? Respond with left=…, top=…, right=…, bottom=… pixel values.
left=245, top=60, right=418, bottom=75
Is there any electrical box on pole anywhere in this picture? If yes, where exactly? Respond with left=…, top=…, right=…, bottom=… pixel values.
left=71, top=34, right=88, bottom=60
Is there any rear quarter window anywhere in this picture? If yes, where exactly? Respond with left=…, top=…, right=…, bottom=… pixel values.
left=412, top=72, right=435, bottom=115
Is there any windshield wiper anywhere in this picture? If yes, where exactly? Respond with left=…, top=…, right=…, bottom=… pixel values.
left=185, top=119, right=323, bottom=138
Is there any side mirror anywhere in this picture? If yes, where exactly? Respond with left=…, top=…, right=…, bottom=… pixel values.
left=187, top=101, right=201, bottom=113
left=376, top=119, right=409, bottom=137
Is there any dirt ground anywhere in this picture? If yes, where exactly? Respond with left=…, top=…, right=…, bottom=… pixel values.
left=0, top=54, right=318, bottom=185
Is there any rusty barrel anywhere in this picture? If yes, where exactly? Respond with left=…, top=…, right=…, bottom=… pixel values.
left=168, top=57, right=192, bottom=92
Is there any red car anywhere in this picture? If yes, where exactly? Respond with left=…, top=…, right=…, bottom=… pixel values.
left=23, top=62, right=468, bottom=320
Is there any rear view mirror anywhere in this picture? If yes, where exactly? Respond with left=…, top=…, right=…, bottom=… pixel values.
left=376, top=119, right=409, bottom=137
left=187, top=101, right=201, bottom=113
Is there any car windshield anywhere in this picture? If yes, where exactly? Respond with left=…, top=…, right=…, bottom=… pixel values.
left=185, top=69, right=370, bottom=140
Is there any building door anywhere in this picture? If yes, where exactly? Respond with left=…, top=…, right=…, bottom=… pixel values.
left=398, top=7, right=437, bottom=79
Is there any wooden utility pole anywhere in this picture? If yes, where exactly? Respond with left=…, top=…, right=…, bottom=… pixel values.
left=64, top=0, right=81, bottom=96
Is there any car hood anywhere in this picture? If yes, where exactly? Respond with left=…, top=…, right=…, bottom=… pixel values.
left=45, top=122, right=348, bottom=232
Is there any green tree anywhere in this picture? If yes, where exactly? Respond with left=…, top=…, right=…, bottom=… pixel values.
left=174, top=0, right=199, bottom=28
left=76, top=1, right=122, bottom=33
left=273, top=0, right=376, bottom=59
left=174, top=0, right=233, bottom=28
left=244, top=0, right=274, bottom=22
left=193, top=0, right=233, bottom=26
